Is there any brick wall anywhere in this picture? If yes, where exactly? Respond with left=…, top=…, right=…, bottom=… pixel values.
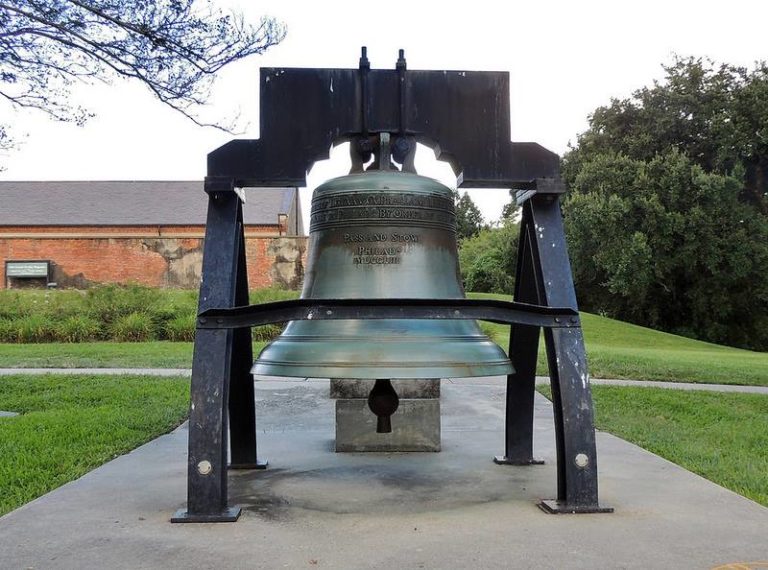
left=0, top=225, right=307, bottom=289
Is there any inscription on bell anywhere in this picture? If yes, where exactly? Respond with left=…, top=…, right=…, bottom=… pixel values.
left=310, top=191, right=455, bottom=233
left=351, top=243, right=407, bottom=266
left=356, top=246, right=402, bottom=255
left=347, top=233, right=421, bottom=266
left=344, top=233, right=420, bottom=243
left=315, top=193, right=449, bottom=209
left=378, top=208, right=415, bottom=219
left=353, top=256, right=402, bottom=265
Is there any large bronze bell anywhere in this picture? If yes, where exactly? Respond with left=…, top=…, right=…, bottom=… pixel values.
left=252, top=169, right=514, bottom=382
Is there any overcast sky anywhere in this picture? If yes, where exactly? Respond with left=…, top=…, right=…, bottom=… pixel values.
left=2, top=0, right=767, bottom=227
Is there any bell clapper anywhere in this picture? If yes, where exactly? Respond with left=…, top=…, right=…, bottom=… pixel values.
left=367, top=379, right=400, bottom=433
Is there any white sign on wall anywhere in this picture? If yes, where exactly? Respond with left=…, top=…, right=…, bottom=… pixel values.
left=5, top=261, right=50, bottom=278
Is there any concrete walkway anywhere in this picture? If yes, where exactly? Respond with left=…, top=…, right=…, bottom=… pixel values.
left=1, top=379, right=766, bottom=569
left=2, top=367, right=767, bottom=394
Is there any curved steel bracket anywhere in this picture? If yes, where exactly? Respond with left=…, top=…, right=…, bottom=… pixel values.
left=197, top=298, right=578, bottom=329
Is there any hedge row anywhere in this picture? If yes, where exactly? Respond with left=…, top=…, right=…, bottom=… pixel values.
left=0, top=284, right=299, bottom=343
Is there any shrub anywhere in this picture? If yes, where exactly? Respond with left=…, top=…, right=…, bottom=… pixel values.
left=0, top=318, right=15, bottom=342
left=0, top=292, right=27, bottom=319
left=85, top=284, right=162, bottom=325
left=110, top=312, right=156, bottom=342
left=462, top=252, right=515, bottom=294
left=246, top=288, right=297, bottom=342
left=164, top=315, right=196, bottom=342
left=458, top=222, right=518, bottom=294
left=54, top=315, right=102, bottom=343
left=2, top=315, right=56, bottom=342
left=150, top=303, right=185, bottom=333
left=39, top=291, right=87, bottom=320
left=0, top=286, right=300, bottom=343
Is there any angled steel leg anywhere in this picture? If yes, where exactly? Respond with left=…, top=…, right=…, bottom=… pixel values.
left=494, top=221, right=544, bottom=465
left=228, top=225, right=267, bottom=470
left=172, top=190, right=255, bottom=523
left=523, top=192, right=612, bottom=514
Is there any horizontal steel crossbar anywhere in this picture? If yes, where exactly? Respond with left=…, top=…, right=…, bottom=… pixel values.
left=197, top=298, right=579, bottom=329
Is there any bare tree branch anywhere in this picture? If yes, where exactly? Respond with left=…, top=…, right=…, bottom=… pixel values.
left=0, top=0, right=286, bottom=153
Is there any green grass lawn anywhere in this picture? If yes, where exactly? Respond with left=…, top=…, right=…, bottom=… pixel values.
left=0, top=340, right=268, bottom=369
left=0, top=374, right=190, bottom=516
left=0, top=341, right=194, bottom=368
left=471, top=292, right=768, bottom=387
left=539, top=384, right=768, bottom=507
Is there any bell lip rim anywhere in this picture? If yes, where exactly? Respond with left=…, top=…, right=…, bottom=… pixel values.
left=250, top=361, right=514, bottom=379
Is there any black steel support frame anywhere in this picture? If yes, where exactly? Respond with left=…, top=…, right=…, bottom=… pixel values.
left=171, top=190, right=266, bottom=523
left=502, top=195, right=612, bottom=513
left=173, top=52, right=611, bottom=522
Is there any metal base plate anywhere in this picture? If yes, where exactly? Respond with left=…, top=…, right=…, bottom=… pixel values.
left=229, top=459, right=268, bottom=470
left=171, top=506, right=242, bottom=523
left=537, top=500, right=614, bottom=514
left=493, top=455, right=545, bottom=465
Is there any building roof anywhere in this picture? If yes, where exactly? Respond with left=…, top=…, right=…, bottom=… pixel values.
left=0, top=181, right=302, bottom=231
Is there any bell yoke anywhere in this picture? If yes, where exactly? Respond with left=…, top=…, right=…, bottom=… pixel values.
left=172, top=47, right=612, bottom=523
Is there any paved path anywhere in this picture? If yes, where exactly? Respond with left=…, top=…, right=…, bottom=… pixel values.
left=2, top=367, right=767, bottom=394
left=1, top=380, right=766, bottom=569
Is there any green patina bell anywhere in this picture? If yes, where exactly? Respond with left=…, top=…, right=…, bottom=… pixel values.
left=251, top=169, right=513, bottom=380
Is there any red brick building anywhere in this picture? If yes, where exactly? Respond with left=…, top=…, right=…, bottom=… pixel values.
left=0, top=181, right=306, bottom=289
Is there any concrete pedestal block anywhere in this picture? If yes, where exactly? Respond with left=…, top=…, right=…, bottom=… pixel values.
left=335, top=399, right=441, bottom=452
left=330, top=378, right=440, bottom=399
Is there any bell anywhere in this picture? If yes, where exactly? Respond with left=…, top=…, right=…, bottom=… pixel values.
left=252, top=169, right=514, bottom=381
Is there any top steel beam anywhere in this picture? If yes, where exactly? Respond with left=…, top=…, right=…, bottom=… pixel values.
left=207, top=53, right=560, bottom=189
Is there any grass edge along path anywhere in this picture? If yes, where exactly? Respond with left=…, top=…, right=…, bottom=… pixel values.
left=0, top=341, right=267, bottom=369
left=538, top=384, right=768, bottom=507
left=0, top=374, right=190, bottom=517
left=0, top=341, right=194, bottom=369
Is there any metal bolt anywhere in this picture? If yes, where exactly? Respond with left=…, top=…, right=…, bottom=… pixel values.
left=554, top=317, right=561, bottom=323
left=574, top=453, right=589, bottom=468
left=216, top=318, right=223, bottom=324
left=326, top=310, right=333, bottom=316
left=197, top=460, right=213, bottom=475
left=570, top=316, right=578, bottom=323
left=199, top=318, right=207, bottom=324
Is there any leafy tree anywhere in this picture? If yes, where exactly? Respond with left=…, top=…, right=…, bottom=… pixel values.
left=563, top=56, right=768, bottom=350
left=563, top=56, right=768, bottom=214
left=501, top=198, right=518, bottom=221
left=564, top=151, right=768, bottom=350
left=0, top=0, right=285, bottom=151
left=452, top=189, right=483, bottom=240
left=458, top=221, right=518, bottom=294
